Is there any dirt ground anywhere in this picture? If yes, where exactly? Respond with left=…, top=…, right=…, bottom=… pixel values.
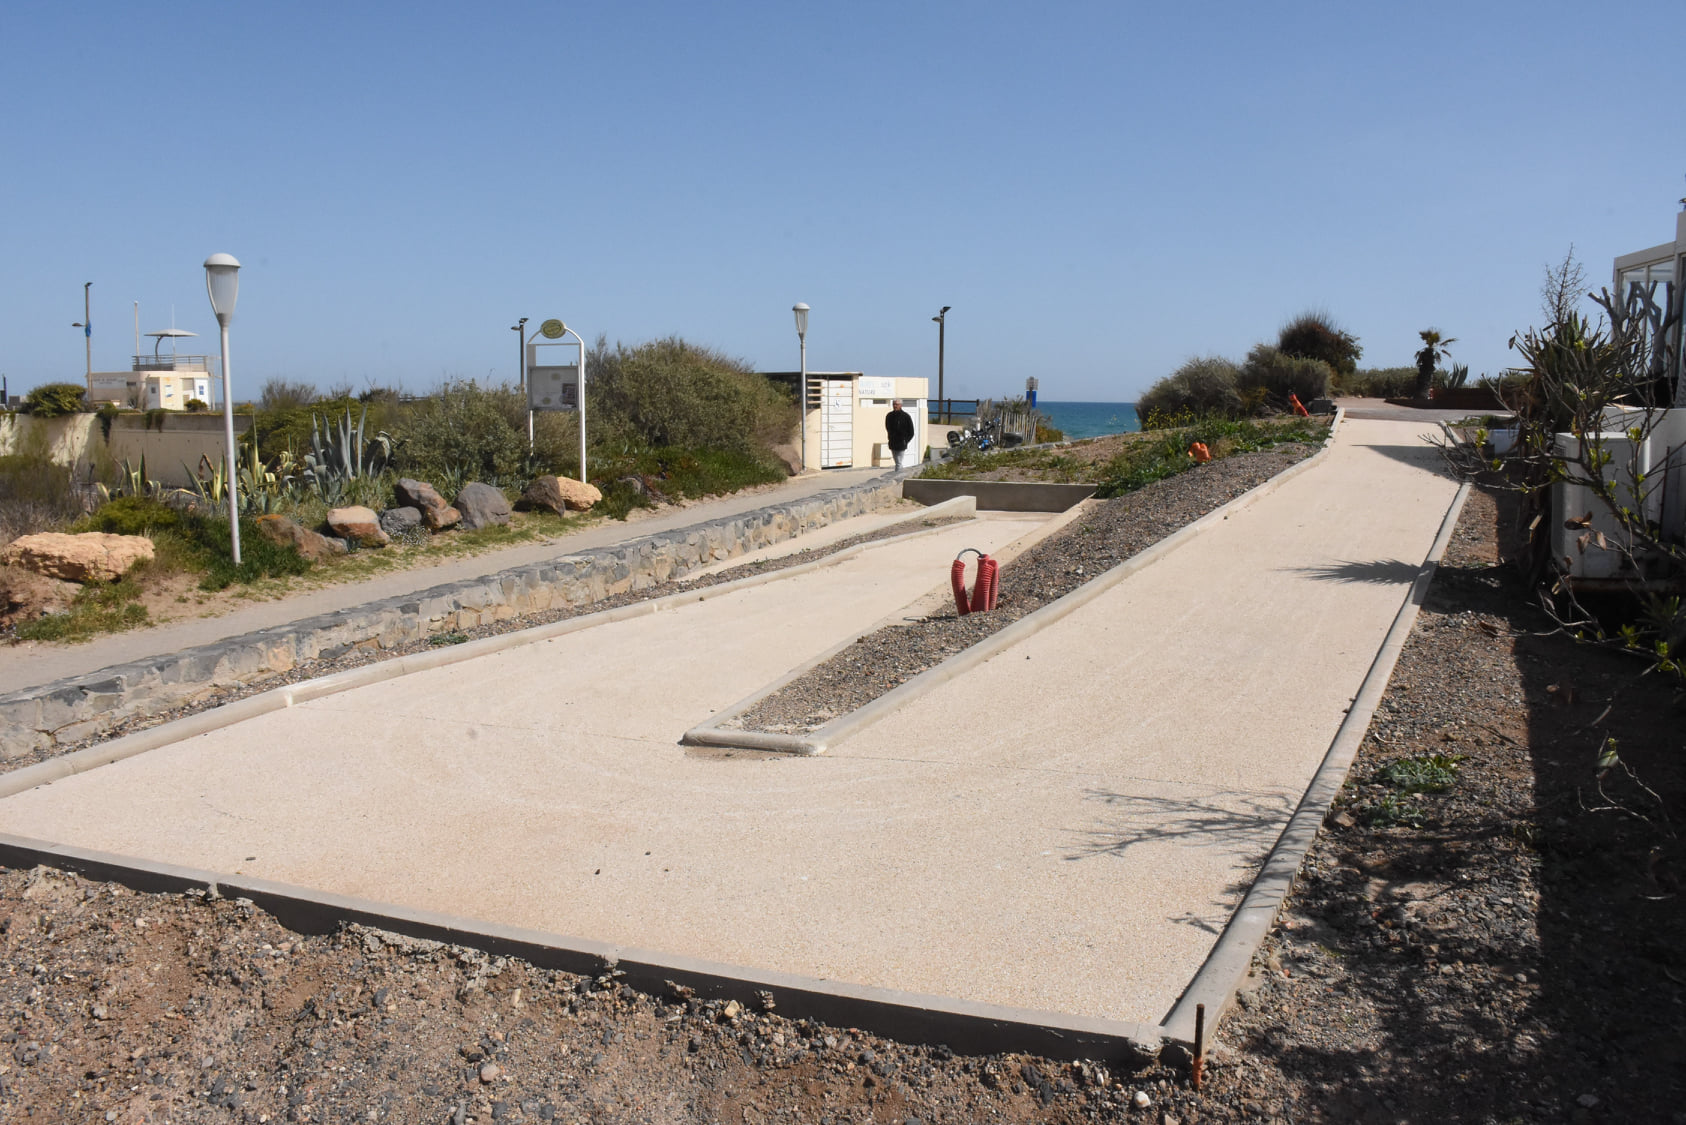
left=0, top=480, right=1682, bottom=1123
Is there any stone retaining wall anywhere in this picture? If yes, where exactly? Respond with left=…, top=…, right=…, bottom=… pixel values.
left=0, top=476, right=905, bottom=760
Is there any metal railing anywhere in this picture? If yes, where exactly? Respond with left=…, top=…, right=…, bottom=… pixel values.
left=929, top=398, right=979, bottom=423
left=132, top=355, right=214, bottom=372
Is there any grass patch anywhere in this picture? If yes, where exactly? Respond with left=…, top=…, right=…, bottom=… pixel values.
left=74, top=497, right=312, bottom=591
left=919, top=446, right=1096, bottom=483
left=14, top=572, right=150, bottom=642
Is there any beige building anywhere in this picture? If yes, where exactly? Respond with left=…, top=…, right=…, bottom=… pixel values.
left=87, top=355, right=213, bottom=411
left=780, top=373, right=929, bottom=471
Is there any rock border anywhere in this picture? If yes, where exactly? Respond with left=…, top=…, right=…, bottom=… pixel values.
left=0, top=474, right=912, bottom=760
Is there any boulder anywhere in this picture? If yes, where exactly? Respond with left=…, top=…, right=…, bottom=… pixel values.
left=378, top=506, right=423, bottom=537
left=518, top=474, right=602, bottom=515
left=254, top=515, right=348, bottom=562
left=0, top=532, right=155, bottom=583
left=326, top=505, right=391, bottom=547
left=0, top=565, right=79, bottom=628
left=395, top=478, right=460, bottom=532
left=454, top=482, right=512, bottom=530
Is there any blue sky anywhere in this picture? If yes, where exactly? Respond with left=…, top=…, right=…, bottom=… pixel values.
left=4, top=1, right=1683, bottom=403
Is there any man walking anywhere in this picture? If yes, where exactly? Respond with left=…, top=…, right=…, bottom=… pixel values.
left=885, top=399, right=916, bottom=470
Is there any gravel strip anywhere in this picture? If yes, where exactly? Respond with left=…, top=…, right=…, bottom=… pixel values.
left=729, top=445, right=1317, bottom=733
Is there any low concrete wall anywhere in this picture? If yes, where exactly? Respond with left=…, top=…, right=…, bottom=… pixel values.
left=0, top=412, right=251, bottom=487
left=903, top=478, right=1096, bottom=512
left=0, top=475, right=906, bottom=760
left=106, top=414, right=253, bottom=487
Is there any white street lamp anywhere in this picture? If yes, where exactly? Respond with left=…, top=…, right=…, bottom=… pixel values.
left=793, top=303, right=809, bottom=473
left=204, top=253, right=243, bottom=565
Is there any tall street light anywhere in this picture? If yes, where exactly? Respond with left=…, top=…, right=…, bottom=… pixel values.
left=204, top=253, right=243, bottom=566
left=511, top=317, right=528, bottom=394
left=71, top=282, right=93, bottom=390
left=932, top=305, right=950, bottom=421
left=793, top=303, right=809, bottom=473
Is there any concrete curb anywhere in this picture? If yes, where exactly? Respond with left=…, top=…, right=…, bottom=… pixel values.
left=0, top=474, right=917, bottom=760
left=1159, top=477, right=1473, bottom=1046
left=901, top=479, right=1097, bottom=512
left=685, top=411, right=1347, bottom=755
left=0, top=497, right=979, bottom=801
left=0, top=831, right=1164, bottom=1064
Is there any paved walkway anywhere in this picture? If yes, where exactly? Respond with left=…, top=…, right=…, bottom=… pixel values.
left=0, top=418, right=1461, bottom=1028
left=0, top=467, right=891, bottom=693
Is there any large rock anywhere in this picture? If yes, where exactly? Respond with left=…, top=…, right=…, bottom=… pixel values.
left=0, top=532, right=155, bottom=583
left=0, top=565, right=79, bottom=628
left=254, top=515, right=348, bottom=562
left=454, top=482, right=512, bottom=531
left=395, top=478, right=460, bottom=531
left=518, top=474, right=602, bottom=515
left=326, top=505, right=390, bottom=547
left=378, top=506, right=423, bottom=537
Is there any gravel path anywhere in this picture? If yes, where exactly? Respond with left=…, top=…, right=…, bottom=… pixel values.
left=0, top=512, right=965, bottom=777
left=730, top=446, right=1315, bottom=733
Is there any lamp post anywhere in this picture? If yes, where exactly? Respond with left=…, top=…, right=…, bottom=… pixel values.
left=511, top=317, right=528, bottom=394
left=204, top=253, right=242, bottom=566
left=71, top=282, right=93, bottom=391
left=931, top=305, right=950, bottom=422
left=792, top=303, right=809, bottom=472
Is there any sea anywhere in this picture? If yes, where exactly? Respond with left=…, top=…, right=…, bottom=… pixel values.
left=1035, top=400, right=1139, bottom=439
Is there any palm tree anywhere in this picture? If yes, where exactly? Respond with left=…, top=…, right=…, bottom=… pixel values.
left=1413, top=328, right=1456, bottom=402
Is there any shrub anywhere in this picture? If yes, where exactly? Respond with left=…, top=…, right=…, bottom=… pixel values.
left=587, top=336, right=796, bottom=455
left=394, top=380, right=528, bottom=483
left=23, top=383, right=88, bottom=418
left=184, top=398, right=209, bottom=412
left=1237, top=345, right=1332, bottom=407
left=1135, top=356, right=1243, bottom=423
left=259, top=378, right=318, bottom=411
left=1276, top=311, right=1361, bottom=375
left=77, top=496, right=310, bottom=590
left=0, top=452, right=83, bottom=545
left=1338, top=366, right=1418, bottom=397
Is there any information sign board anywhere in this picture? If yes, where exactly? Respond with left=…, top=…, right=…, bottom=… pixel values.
left=529, top=365, right=580, bottom=411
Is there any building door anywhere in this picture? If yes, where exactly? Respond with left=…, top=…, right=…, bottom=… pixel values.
left=821, top=379, right=853, bottom=468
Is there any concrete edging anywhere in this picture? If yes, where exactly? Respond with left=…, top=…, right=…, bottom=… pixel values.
left=685, top=410, right=1347, bottom=755
left=0, top=831, right=1164, bottom=1064
left=0, top=497, right=979, bottom=801
left=1158, top=477, right=1473, bottom=1046
left=901, top=479, right=1097, bottom=512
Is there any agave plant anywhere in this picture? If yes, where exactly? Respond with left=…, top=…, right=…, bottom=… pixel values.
left=304, top=404, right=397, bottom=483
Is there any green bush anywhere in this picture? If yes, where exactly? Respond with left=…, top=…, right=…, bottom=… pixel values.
left=393, top=380, right=528, bottom=483
left=23, top=383, right=88, bottom=418
left=1276, top=311, right=1361, bottom=375
left=1237, top=345, right=1332, bottom=406
left=587, top=337, right=796, bottom=455
left=1337, top=366, right=1456, bottom=398
left=1135, top=356, right=1242, bottom=422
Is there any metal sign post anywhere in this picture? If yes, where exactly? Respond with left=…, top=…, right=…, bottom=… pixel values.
left=527, top=318, right=588, bottom=483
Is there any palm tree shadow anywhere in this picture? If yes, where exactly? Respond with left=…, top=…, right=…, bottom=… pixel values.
left=1288, top=559, right=1422, bottom=585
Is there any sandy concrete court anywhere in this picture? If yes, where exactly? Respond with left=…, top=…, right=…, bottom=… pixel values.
left=0, top=418, right=1460, bottom=1027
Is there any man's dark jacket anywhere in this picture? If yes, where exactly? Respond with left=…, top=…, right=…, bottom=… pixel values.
left=885, top=408, right=915, bottom=451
